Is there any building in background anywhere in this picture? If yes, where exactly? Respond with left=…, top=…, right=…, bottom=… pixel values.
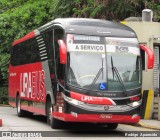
left=122, top=9, right=160, bottom=120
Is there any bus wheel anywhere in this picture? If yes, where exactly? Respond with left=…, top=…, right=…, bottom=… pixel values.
left=107, top=123, right=118, bottom=129
left=16, top=95, right=25, bottom=117
left=47, top=99, right=61, bottom=129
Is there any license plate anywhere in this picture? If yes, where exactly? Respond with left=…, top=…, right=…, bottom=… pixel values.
left=100, top=114, right=112, bottom=119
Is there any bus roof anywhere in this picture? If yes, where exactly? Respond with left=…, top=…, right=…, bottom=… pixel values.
left=12, top=18, right=137, bottom=46
left=38, top=18, right=137, bottom=38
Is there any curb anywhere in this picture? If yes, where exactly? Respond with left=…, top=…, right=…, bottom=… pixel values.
left=138, top=122, right=160, bottom=130
left=132, top=122, right=160, bottom=130
left=0, top=104, right=10, bottom=107
left=0, top=119, right=2, bottom=127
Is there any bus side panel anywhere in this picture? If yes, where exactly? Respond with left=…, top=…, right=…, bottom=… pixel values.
left=8, top=62, right=46, bottom=115
left=8, top=64, right=17, bottom=107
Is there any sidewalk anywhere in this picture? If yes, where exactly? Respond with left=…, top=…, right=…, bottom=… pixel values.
left=0, top=104, right=10, bottom=127
left=135, top=119, right=160, bottom=130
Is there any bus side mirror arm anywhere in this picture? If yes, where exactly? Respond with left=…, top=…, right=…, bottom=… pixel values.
left=140, top=44, right=154, bottom=69
left=58, top=40, right=67, bottom=64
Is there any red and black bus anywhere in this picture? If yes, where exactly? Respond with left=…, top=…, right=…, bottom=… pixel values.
left=8, top=18, right=154, bottom=129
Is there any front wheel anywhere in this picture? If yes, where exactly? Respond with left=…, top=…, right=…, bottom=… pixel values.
left=46, top=99, right=62, bottom=129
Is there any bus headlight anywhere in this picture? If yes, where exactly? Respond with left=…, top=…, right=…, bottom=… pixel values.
left=128, top=100, right=142, bottom=108
left=63, top=94, right=85, bottom=105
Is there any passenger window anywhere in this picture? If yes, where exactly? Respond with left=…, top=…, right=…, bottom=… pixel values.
left=10, top=38, right=40, bottom=66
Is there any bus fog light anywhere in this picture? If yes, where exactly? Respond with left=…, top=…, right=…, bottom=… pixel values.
left=71, top=111, right=78, bottom=117
left=132, top=114, right=138, bottom=119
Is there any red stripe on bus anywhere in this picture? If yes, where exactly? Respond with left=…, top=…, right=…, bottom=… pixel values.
left=12, top=31, right=35, bottom=46
left=70, top=91, right=115, bottom=105
left=21, top=104, right=45, bottom=115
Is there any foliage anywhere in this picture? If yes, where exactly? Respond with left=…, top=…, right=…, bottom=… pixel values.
left=0, top=54, right=10, bottom=86
left=147, top=0, right=160, bottom=21
left=49, top=0, right=75, bottom=18
left=0, top=87, right=8, bottom=104
left=0, top=0, right=56, bottom=87
left=53, top=0, right=145, bottom=20
left=53, top=0, right=160, bottom=21
left=0, top=0, right=28, bottom=14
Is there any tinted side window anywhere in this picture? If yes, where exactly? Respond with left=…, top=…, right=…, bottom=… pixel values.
left=10, top=44, right=20, bottom=66
left=29, top=38, right=41, bottom=63
left=10, top=38, right=40, bottom=66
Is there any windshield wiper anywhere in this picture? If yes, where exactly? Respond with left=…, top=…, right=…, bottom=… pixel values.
left=111, top=56, right=127, bottom=96
left=89, top=54, right=105, bottom=91
left=89, top=68, right=103, bottom=91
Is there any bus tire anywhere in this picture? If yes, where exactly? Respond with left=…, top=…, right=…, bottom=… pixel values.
left=46, top=99, right=61, bottom=129
left=16, top=95, right=25, bottom=117
left=107, top=123, right=118, bottom=129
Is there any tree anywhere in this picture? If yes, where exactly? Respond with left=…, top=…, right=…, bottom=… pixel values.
left=53, top=0, right=145, bottom=20
left=147, top=0, right=160, bottom=21
left=0, top=0, right=57, bottom=86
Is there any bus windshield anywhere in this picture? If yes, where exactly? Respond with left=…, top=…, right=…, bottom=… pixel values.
left=67, top=52, right=107, bottom=90
left=66, top=35, right=142, bottom=92
left=107, top=53, right=141, bottom=91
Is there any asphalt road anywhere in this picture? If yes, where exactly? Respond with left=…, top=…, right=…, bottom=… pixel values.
left=0, top=106, right=159, bottom=140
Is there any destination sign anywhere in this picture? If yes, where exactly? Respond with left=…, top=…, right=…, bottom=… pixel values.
left=67, top=43, right=140, bottom=55
left=74, top=35, right=100, bottom=41
left=67, top=44, right=105, bottom=53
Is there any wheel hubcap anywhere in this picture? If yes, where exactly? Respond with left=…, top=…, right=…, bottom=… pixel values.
left=17, top=98, right=20, bottom=113
left=49, top=106, right=52, bottom=122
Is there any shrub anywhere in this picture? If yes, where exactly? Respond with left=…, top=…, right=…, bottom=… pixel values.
left=0, top=87, right=8, bottom=105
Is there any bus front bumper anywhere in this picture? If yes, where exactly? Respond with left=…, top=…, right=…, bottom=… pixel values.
left=52, top=112, right=140, bottom=123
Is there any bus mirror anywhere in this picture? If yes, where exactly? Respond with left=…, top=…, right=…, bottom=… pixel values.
left=140, top=44, right=154, bottom=69
left=58, top=40, right=67, bottom=64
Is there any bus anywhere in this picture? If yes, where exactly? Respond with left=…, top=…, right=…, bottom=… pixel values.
left=8, top=18, right=154, bottom=129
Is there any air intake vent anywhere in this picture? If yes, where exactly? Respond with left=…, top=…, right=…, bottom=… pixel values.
left=142, top=9, right=153, bottom=22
